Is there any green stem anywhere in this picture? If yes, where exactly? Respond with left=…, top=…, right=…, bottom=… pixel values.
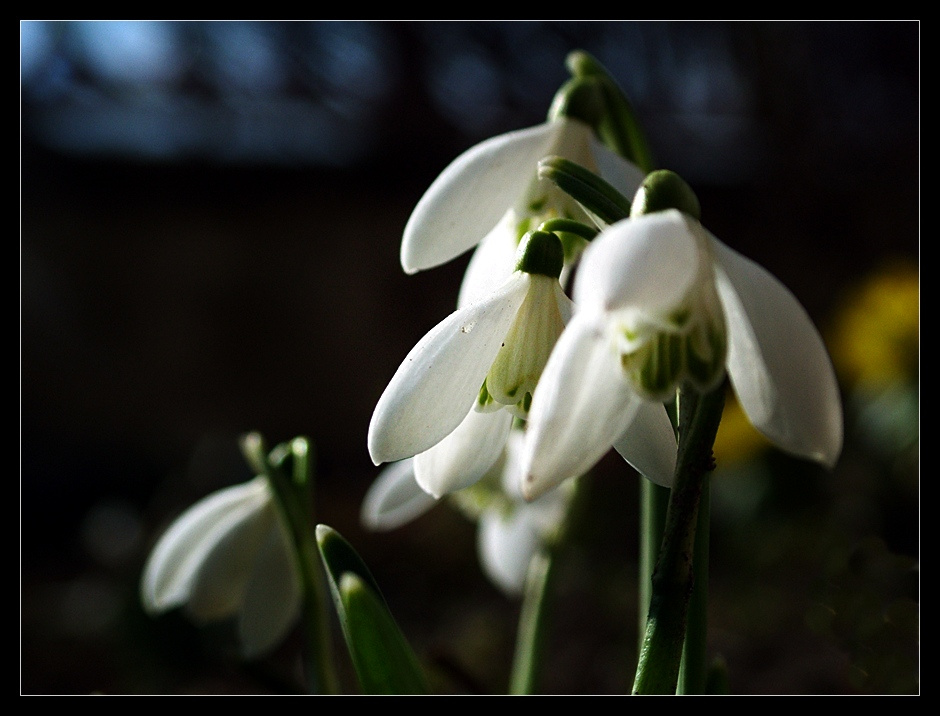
left=678, top=476, right=710, bottom=694
left=241, top=433, right=340, bottom=695
left=509, top=476, right=586, bottom=694
left=509, top=549, right=555, bottom=695
left=632, top=383, right=725, bottom=695
left=638, top=480, right=669, bottom=651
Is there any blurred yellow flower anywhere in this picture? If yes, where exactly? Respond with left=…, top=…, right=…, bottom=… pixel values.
left=829, top=261, right=919, bottom=389
left=712, top=390, right=774, bottom=467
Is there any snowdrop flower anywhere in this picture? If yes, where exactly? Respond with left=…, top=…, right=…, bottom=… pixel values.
left=140, top=475, right=301, bottom=658
left=361, top=431, right=570, bottom=597
left=401, top=115, right=646, bottom=306
left=368, top=230, right=576, bottom=498
left=522, top=208, right=843, bottom=500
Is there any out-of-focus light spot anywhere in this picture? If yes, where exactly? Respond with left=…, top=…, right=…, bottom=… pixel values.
left=205, top=22, right=286, bottom=95
left=712, top=391, right=773, bottom=467
left=829, top=260, right=919, bottom=389
left=80, top=499, right=144, bottom=568
left=20, top=20, right=54, bottom=81
left=428, top=48, right=504, bottom=136
left=57, top=577, right=123, bottom=638
left=69, top=20, right=186, bottom=87
left=314, top=22, right=396, bottom=103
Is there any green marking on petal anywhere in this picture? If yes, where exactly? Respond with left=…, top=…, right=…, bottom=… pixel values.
left=485, top=275, right=567, bottom=413
left=669, top=307, right=691, bottom=328
left=685, top=321, right=727, bottom=391
left=477, top=379, right=496, bottom=411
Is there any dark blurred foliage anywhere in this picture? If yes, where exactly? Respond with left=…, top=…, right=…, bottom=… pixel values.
left=20, top=21, right=918, bottom=694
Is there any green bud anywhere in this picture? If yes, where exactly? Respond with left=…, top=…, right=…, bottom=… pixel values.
left=537, top=156, right=632, bottom=226
left=564, top=50, right=655, bottom=172
left=515, top=230, right=564, bottom=278
left=547, top=76, right=605, bottom=127
left=565, top=50, right=609, bottom=79
left=631, top=170, right=702, bottom=221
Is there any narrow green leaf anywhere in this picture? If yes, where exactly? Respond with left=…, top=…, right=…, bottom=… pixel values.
left=340, top=573, right=429, bottom=695
left=316, top=524, right=386, bottom=603
left=316, top=524, right=429, bottom=695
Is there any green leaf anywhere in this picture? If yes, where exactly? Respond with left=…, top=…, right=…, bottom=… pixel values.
left=316, top=524, right=429, bottom=694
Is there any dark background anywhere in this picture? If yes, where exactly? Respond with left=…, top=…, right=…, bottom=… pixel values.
left=21, top=21, right=919, bottom=694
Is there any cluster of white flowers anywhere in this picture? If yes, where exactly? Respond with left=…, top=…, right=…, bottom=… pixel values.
left=362, top=112, right=843, bottom=591
left=140, top=105, right=844, bottom=648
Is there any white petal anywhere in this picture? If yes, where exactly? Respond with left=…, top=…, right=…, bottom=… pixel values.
left=590, top=136, right=647, bottom=198
left=401, top=122, right=565, bottom=273
left=498, top=429, right=529, bottom=502
left=477, top=506, right=541, bottom=597
left=611, top=399, right=677, bottom=487
left=457, top=216, right=520, bottom=308
left=574, top=210, right=701, bottom=314
left=711, top=236, right=843, bottom=467
left=414, top=407, right=513, bottom=498
left=238, top=524, right=302, bottom=658
left=184, top=491, right=276, bottom=622
left=360, top=459, right=439, bottom=531
left=521, top=314, right=641, bottom=500
left=140, top=476, right=271, bottom=615
left=368, top=273, right=530, bottom=465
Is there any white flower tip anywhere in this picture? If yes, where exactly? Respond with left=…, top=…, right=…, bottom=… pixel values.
left=140, top=581, right=176, bottom=616
left=820, top=450, right=840, bottom=471
left=520, top=471, right=548, bottom=503
left=314, top=523, right=332, bottom=543
left=807, top=431, right=843, bottom=470
left=361, top=459, right=438, bottom=531
left=399, top=249, right=422, bottom=275
left=366, top=422, right=390, bottom=467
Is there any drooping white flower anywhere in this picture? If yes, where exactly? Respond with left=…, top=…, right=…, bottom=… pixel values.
left=472, top=431, right=571, bottom=596
left=522, top=209, right=844, bottom=500
left=368, top=232, right=576, bottom=498
left=140, top=476, right=301, bottom=658
left=401, top=116, right=646, bottom=305
left=361, top=431, right=571, bottom=597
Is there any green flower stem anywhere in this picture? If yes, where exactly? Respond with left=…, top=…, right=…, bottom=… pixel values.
left=536, top=218, right=599, bottom=243
left=678, top=476, right=710, bottom=695
left=241, top=433, right=340, bottom=695
left=632, top=383, right=725, bottom=695
left=509, top=476, right=586, bottom=694
left=509, top=548, right=555, bottom=695
left=639, top=480, right=670, bottom=650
